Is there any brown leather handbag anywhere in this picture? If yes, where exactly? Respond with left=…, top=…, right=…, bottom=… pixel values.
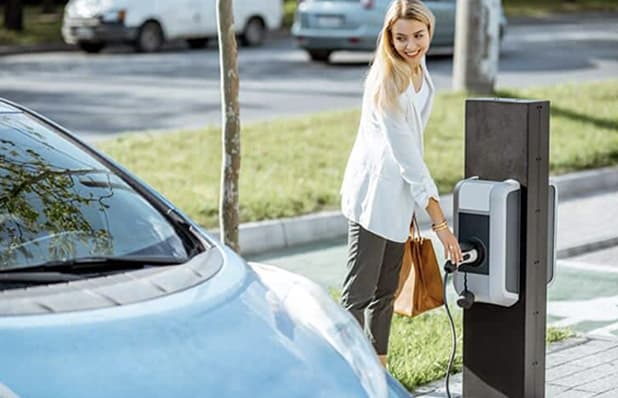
left=394, top=216, right=444, bottom=317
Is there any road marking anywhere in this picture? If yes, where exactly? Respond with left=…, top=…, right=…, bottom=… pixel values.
left=589, top=321, right=618, bottom=337
left=558, top=259, right=618, bottom=274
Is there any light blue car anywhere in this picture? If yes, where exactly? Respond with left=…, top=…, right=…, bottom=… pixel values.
left=292, top=0, right=507, bottom=62
left=0, top=98, right=411, bottom=398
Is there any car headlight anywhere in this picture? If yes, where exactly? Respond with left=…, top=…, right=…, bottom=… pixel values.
left=252, top=263, right=387, bottom=398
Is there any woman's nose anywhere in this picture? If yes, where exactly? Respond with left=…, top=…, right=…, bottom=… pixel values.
left=406, top=42, right=417, bottom=51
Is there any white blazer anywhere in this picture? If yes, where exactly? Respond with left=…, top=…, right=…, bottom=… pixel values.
left=340, top=60, right=440, bottom=243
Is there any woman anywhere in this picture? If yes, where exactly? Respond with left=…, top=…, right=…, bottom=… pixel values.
left=339, top=0, right=463, bottom=366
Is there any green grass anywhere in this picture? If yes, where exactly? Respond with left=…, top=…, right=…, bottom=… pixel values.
left=96, top=80, right=618, bottom=229
left=388, top=310, right=573, bottom=390
left=388, top=309, right=573, bottom=390
left=503, top=0, right=618, bottom=17
left=0, top=6, right=63, bottom=46
left=328, top=290, right=573, bottom=391
left=284, top=0, right=297, bottom=29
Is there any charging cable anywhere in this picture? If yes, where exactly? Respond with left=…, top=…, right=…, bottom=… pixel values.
left=442, top=270, right=457, bottom=398
left=442, top=246, right=480, bottom=398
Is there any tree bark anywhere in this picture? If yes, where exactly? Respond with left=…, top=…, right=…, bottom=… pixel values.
left=216, top=0, right=241, bottom=253
left=452, top=0, right=500, bottom=94
left=4, top=0, right=24, bottom=32
left=42, top=0, right=56, bottom=14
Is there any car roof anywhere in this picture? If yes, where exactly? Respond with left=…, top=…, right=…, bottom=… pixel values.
left=0, top=98, right=23, bottom=113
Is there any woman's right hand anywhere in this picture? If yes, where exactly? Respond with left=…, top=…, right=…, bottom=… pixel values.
left=436, top=228, right=463, bottom=264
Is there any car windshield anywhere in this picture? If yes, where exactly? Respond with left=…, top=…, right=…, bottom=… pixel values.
left=0, top=112, right=191, bottom=270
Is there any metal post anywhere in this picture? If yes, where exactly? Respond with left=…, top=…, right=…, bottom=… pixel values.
left=463, top=99, right=550, bottom=397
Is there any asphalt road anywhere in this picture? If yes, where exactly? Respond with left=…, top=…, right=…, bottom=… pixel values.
left=0, top=12, right=616, bottom=140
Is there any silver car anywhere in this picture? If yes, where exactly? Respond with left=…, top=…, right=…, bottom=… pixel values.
left=292, top=0, right=506, bottom=62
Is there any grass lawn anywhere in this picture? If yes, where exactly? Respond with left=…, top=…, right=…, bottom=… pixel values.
left=388, top=310, right=573, bottom=390
left=96, top=80, right=618, bottom=229
left=0, top=6, right=63, bottom=46
left=503, top=0, right=618, bottom=17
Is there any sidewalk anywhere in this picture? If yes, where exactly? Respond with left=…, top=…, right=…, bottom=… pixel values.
left=415, top=336, right=618, bottom=397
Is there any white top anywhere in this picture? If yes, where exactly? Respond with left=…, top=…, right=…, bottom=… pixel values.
left=413, top=74, right=429, bottom=115
left=339, top=59, right=439, bottom=242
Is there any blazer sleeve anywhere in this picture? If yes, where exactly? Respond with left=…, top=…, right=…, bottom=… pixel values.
left=376, top=97, right=440, bottom=210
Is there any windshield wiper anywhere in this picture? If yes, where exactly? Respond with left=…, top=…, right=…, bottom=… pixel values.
left=0, top=255, right=185, bottom=275
left=0, top=271, right=84, bottom=285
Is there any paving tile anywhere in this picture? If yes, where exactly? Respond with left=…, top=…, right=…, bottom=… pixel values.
left=546, top=383, right=569, bottom=396
left=574, top=372, right=618, bottom=394
left=569, top=347, right=618, bottom=368
left=547, top=353, right=574, bottom=369
left=552, top=364, right=615, bottom=388
left=546, top=364, right=585, bottom=382
left=547, top=337, right=590, bottom=354
left=592, top=388, right=618, bottom=398
left=552, top=388, right=597, bottom=398
left=553, top=340, right=617, bottom=360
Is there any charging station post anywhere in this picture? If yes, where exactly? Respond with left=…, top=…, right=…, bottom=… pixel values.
left=462, top=99, right=550, bottom=397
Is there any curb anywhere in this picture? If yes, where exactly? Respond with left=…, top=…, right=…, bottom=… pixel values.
left=208, top=166, right=618, bottom=256
left=0, top=43, right=76, bottom=56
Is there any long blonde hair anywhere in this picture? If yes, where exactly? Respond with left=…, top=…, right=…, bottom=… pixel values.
left=365, top=0, right=435, bottom=113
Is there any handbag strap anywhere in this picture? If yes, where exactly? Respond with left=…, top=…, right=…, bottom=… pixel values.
left=411, top=215, right=423, bottom=240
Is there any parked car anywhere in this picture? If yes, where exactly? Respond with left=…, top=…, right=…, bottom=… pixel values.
left=0, top=98, right=412, bottom=398
left=62, top=0, right=283, bottom=53
left=292, top=0, right=507, bottom=62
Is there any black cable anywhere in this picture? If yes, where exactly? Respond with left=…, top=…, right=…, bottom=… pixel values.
left=443, top=272, right=456, bottom=398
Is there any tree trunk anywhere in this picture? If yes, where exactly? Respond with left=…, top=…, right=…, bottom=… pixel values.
left=42, top=0, right=56, bottom=14
left=4, top=0, right=24, bottom=32
left=452, top=0, right=500, bottom=94
left=216, top=0, right=241, bottom=252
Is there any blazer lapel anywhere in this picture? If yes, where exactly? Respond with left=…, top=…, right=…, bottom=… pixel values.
left=420, top=57, right=435, bottom=130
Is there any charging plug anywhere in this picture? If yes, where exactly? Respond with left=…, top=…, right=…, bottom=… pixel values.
left=457, top=290, right=475, bottom=309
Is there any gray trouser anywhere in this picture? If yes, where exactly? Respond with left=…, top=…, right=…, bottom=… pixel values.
left=341, top=220, right=405, bottom=355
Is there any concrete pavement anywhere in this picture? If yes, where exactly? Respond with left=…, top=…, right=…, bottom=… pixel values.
left=415, top=336, right=618, bottom=397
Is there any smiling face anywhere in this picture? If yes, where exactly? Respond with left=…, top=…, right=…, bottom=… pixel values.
left=391, top=18, right=431, bottom=68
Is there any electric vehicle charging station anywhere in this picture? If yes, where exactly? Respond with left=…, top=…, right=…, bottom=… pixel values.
left=455, top=98, right=552, bottom=398
left=450, top=178, right=558, bottom=309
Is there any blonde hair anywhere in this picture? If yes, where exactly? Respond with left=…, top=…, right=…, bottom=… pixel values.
left=365, top=0, right=435, bottom=113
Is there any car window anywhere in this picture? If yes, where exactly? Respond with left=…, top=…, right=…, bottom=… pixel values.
left=0, top=112, right=191, bottom=269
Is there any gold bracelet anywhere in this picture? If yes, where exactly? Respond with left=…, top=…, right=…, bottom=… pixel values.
left=431, top=221, right=448, bottom=232
left=431, top=220, right=448, bottom=231
left=433, top=224, right=449, bottom=232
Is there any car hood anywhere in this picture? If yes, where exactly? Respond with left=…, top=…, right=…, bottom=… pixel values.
left=0, top=246, right=369, bottom=398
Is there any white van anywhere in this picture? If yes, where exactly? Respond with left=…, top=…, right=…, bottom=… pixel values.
left=62, top=0, right=283, bottom=53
